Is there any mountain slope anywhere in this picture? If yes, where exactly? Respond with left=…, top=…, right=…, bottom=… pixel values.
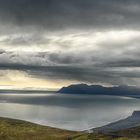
left=92, top=111, right=140, bottom=132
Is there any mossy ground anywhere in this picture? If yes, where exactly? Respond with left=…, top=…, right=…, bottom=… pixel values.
left=0, top=117, right=78, bottom=140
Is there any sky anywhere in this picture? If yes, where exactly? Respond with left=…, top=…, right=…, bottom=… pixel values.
left=0, top=0, right=140, bottom=89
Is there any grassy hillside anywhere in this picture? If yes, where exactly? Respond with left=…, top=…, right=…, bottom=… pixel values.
left=0, top=117, right=78, bottom=140
left=0, top=117, right=140, bottom=140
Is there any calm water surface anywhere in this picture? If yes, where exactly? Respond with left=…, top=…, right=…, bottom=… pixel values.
left=0, top=93, right=140, bottom=131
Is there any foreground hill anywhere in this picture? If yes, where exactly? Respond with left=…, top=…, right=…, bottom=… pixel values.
left=0, top=117, right=78, bottom=140
left=58, top=84, right=140, bottom=97
left=0, top=116, right=140, bottom=140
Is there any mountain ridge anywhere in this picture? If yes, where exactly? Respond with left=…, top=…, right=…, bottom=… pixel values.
left=57, top=84, right=140, bottom=97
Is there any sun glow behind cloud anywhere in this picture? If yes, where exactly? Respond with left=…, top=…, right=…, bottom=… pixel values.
left=0, top=70, right=78, bottom=89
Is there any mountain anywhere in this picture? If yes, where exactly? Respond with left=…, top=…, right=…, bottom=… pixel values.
left=92, top=111, right=140, bottom=132
left=57, top=84, right=140, bottom=97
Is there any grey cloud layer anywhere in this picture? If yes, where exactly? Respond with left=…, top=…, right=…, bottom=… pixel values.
left=0, top=0, right=140, bottom=31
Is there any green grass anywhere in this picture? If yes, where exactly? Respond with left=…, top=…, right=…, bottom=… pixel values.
left=71, top=133, right=88, bottom=140
left=72, top=135, right=88, bottom=140
left=0, top=117, right=78, bottom=140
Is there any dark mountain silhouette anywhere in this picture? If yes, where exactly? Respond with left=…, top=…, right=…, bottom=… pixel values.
left=57, top=84, right=140, bottom=97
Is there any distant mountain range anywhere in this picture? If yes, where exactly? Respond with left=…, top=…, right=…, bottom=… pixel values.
left=92, top=111, right=140, bottom=132
left=57, top=84, right=140, bottom=98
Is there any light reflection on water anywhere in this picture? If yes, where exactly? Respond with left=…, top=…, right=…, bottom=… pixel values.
left=0, top=93, right=140, bottom=131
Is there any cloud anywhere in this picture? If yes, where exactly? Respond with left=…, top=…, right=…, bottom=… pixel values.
left=1, top=62, right=140, bottom=86
left=0, top=0, right=140, bottom=87
left=0, top=0, right=140, bottom=32
left=0, top=34, right=48, bottom=46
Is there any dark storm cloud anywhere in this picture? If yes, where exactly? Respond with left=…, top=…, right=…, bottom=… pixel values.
left=0, top=61, right=140, bottom=86
left=48, top=53, right=86, bottom=64
left=100, top=59, right=140, bottom=67
left=0, top=63, right=126, bottom=84
left=0, top=0, right=140, bottom=30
